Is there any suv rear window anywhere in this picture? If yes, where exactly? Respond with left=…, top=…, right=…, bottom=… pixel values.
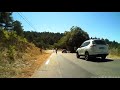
left=93, top=40, right=106, bottom=45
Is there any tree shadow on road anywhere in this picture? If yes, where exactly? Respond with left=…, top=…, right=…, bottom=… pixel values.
left=79, top=57, right=114, bottom=63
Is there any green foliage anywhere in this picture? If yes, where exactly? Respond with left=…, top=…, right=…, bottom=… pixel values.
left=0, top=12, right=13, bottom=23
left=0, top=51, right=3, bottom=60
left=7, top=45, right=16, bottom=63
left=0, top=29, right=29, bottom=62
left=55, top=26, right=89, bottom=52
left=0, top=12, right=13, bottom=30
left=24, top=31, right=64, bottom=49
left=109, top=47, right=120, bottom=56
left=13, top=20, right=24, bottom=37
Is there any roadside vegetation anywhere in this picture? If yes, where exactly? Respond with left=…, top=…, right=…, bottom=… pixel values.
left=0, top=12, right=120, bottom=77
left=0, top=28, right=51, bottom=78
left=105, top=40, right=120, bottom=59
left=0, top=12, right=52, bottom=78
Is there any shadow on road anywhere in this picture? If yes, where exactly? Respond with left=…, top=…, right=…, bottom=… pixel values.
left=89, top=58, right=114, bottom=63
left=79, top=57, right=114, bottom=63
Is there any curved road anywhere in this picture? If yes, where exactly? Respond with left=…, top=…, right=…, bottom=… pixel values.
left=31, top=51, right=120, bottom=78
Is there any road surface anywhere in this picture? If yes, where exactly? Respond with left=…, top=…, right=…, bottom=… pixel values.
left=31, top=51, right=120, bottom=78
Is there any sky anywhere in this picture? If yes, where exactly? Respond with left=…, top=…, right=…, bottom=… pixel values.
left=13, top=12, right=120, bottom=43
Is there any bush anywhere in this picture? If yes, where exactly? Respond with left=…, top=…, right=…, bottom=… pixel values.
left=109, top=47, right=120, bottom=56
left=7, top=45, right=16, bottom=63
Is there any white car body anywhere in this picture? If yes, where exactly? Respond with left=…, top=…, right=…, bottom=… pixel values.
left=76, top=39, right=109, bottom=60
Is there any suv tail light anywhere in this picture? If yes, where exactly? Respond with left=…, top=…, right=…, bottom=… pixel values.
left=90, top=44, right=96, bottom=47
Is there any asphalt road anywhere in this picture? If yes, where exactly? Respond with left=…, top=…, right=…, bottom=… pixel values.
left=31, top=51, right=120, bottom=78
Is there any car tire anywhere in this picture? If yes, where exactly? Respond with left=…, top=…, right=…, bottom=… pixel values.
left=85, top=52, right=89, bottom=61
left=76, top=52, right=80, bottom=58
left=101, top=56, right=106, bottom=60
left=92, top=57, right=96, bottom=61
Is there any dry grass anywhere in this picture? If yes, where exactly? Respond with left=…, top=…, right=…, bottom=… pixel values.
left=108, top=48, right=120, bottom=59
left=16, top=52, right=51, bottom=78
left=107, top=54, right=120, bottom=59
left=0, top=43, right=52, bottom=78
left=0, top=30, right=52, bottom=78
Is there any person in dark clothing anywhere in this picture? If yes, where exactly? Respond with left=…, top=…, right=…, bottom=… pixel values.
left=55, top=48, right=58, bottom=54
left=40, top=47, right=42, bottom=54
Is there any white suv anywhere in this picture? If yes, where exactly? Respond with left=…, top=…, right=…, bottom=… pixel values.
left=76, top=39, right=109, bottom=60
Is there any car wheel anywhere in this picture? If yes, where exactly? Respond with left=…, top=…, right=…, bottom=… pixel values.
left=101, top=56, right=106, bottom=60
left=76, top=52, right=80, bottom=58
left=85, top=52, right=89, bottom=61
left=92, top=57, right=96, bottom=61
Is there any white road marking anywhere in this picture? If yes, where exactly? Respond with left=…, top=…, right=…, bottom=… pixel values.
left=45, top=59, right=50, bottom=65
left=50, top=55, right=52, bottom=58
left=45, top=53, right=54, bottom=65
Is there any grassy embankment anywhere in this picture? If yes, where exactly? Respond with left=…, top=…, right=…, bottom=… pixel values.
left=107, top=48, right=120, bottom=59
left=0, top=30, right=52, bottom=78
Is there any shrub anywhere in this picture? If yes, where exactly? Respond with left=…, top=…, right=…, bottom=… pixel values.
left=7, top=45, right=16, bottom=63
left=109, top=47, right=120, bottom=56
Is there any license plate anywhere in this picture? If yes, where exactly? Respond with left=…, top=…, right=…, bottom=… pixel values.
left=99, top=47, right=104, bottom=49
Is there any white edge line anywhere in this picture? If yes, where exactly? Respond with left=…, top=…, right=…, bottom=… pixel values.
left=45, top=53, right=53, bottom=65
left=45, top=59, right=50, bottom=65
left=50, top=55, right=52, bottom=58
